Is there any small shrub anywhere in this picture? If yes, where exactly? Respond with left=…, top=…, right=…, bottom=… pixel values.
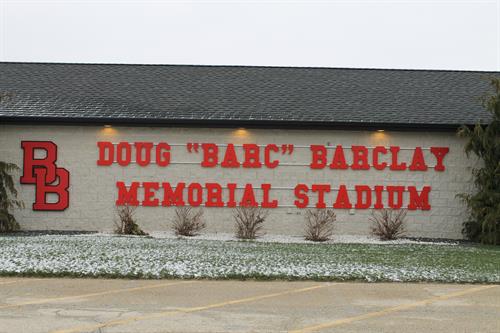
left=172, top=206, right=205, bottom=236
left=304, top=208, right=336, bottom=242
left=114, top=205, right=147, bottom=236
left=370, top=208, right=407, bottom=240
left=233, top=206, right=268, bottom=240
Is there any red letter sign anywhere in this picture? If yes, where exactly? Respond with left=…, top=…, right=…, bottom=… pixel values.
left=20, top=141, right=70, bottom=211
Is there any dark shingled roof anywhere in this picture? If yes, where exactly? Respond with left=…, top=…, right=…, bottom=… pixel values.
left=0, top=62, right=498, bottom=130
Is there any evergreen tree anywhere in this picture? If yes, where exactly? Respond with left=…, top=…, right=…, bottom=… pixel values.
left=457, top=78, right=500, bottom=245
left=1, top=92, right=23, bottom=232
left=0, top=161, right=23, bottom=232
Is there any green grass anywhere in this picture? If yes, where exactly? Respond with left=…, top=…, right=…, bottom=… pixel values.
left=0, top=234, right=498, bottom=283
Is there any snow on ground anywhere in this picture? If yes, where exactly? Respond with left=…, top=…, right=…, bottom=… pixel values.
left=140, top=231, right=459, bottom=245
left=0, top=234, right=497, bottom=283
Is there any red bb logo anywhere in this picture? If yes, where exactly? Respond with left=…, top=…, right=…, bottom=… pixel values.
left=20, top=141, right=70, bottom=211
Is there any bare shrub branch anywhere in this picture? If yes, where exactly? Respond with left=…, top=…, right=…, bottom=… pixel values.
left=172, top=206, right=206, bottom=237
left=370, top=208, right=407, bottom=240
left=304, top=208, right=336, bottom=242
left=233, top=206, right=268, bottom=240
left=114, top=205, right=147, bottom=236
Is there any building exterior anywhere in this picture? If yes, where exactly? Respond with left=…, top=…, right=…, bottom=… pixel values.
left=1, top=62, right=498, bottom=239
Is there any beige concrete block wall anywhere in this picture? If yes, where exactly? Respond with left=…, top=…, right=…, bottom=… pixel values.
left=0, top=124, right=476, bottom=239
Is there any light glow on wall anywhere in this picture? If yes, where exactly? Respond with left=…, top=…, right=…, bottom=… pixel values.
left=370, top=129, right=390, bottom=144
left=100, top=125, right=118, bottom=136
left=232, top=127, right=251, bottom=139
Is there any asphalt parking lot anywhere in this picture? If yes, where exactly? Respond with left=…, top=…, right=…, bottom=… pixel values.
left=0, top=278, right=498, bottom=333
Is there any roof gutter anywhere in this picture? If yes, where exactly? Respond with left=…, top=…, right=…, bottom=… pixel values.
left=0, top=115, right=464, bottom=132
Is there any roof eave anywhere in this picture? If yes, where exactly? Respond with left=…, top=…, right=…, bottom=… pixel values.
left=0, top=115, right=468, bottom=132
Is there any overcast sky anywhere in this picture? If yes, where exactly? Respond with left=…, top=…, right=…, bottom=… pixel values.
left=1, top=0, right=499, bottom=71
